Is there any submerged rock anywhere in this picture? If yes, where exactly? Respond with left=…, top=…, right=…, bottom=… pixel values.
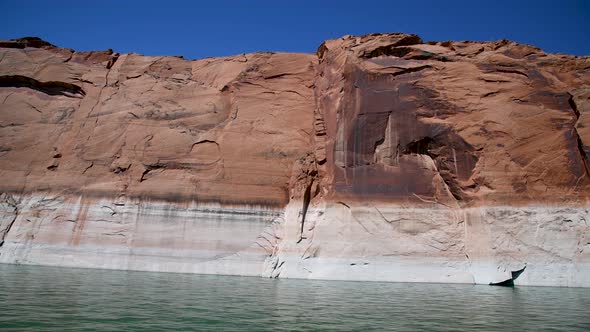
left=490, top=266, right=527, bottom=286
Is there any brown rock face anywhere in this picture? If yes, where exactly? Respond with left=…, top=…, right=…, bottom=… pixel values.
left=0, top=40, right=315, bottom=205
left=2, top=33, right=588, bottom=206
left=313, top=33, right=590, bottom=206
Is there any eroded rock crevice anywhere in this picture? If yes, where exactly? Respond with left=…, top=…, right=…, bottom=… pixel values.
left=0, top=75, right=85, bottom=98
left=389, top=64, right=432, bottom=77
left=362, top=34, right=423, bottom=58
left=575, top=134, right=590, bottom=178
left=568, top=92, right=590, bottom=178
left=139, top=163, right=166, bottom=182
left=290, top=153, right=319, bottom=243
left=0, top=193, right=19, bottom=248
left=298, top=178, right=313, bottom=243
left=258, top=215, right=286, bottom=278
left=402, top=135, right=479, bottom=201
left=403, top=137, right=436, bottom=156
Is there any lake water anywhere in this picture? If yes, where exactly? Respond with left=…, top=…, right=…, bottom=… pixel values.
left=0, top=264, right=589, bottom=331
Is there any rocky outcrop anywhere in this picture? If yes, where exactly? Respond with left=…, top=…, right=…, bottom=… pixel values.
left=312, top=33, right=590, bottom=205
left=1, top=34, right=589, bottom=286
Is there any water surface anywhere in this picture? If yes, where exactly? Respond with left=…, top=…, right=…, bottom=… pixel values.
left=1, top=264, right=589, bottom=331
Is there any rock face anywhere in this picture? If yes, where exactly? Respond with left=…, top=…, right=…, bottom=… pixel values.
left=1, top=34, right=589, bottom=286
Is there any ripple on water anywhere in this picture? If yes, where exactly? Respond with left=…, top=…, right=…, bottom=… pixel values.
left=1, top=264, right=589, bottom=331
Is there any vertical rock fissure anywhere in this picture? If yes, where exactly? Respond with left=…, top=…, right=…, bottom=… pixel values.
left=568, top=94, right=581, bottom=119
left=568, top=94, right=590, bottom=178
left=576, top=134, right=590, bottom=178
left=0, top=194, right=18, bottom=248
left=298, top=179, right=313, bottom=243
left=88, top=54, right=119, bottom=118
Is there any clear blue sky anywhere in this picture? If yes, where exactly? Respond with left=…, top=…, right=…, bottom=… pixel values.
left=1, top=1, right=588, bottom=59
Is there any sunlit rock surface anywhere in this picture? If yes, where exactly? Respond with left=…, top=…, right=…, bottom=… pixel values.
left=1, top=34, right=589, bottom=286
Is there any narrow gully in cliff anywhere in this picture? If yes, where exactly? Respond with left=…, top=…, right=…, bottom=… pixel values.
left=0, top=196, right=18, bottom=249
left=568, top=93, right=590, bottom=178
left=0, top=214, right=16, bottom=247
left=297, top=179, right=313, bottom=243
left=575, top=135, right=590, bottom=178
left=362, top=34, right=423, bottom=58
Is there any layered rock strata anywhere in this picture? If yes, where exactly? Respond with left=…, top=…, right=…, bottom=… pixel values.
left=1, top=35, right=589, bottom=286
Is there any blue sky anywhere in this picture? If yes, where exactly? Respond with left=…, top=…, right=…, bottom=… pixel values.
left=1, top=1, right=588, bottom=59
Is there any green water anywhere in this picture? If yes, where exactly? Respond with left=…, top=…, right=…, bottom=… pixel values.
left=0, top=264, right=588, bottom=331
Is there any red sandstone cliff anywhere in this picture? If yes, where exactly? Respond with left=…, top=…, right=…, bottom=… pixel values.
left=1, top=34, right=589, bottom=286
left=0, top=37, right=315, bottom=205
left=309, top=33, right=590, bottom=206
left=1, top=35, right=589, bottom=206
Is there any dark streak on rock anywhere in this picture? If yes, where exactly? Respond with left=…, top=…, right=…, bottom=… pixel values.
left=390, top=65, right=432, bottom=77
left=568, top=93, right=590, bottom=178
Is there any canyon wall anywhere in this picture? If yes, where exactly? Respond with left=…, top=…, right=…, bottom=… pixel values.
left=1, top=34, right=589, bottom=286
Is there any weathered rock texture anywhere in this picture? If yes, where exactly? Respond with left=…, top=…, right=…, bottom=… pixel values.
left=1, top=34, right=589, bottom=286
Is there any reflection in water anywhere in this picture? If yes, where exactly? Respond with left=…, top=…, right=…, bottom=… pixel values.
left=1, top=264, right=589, bottom=331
